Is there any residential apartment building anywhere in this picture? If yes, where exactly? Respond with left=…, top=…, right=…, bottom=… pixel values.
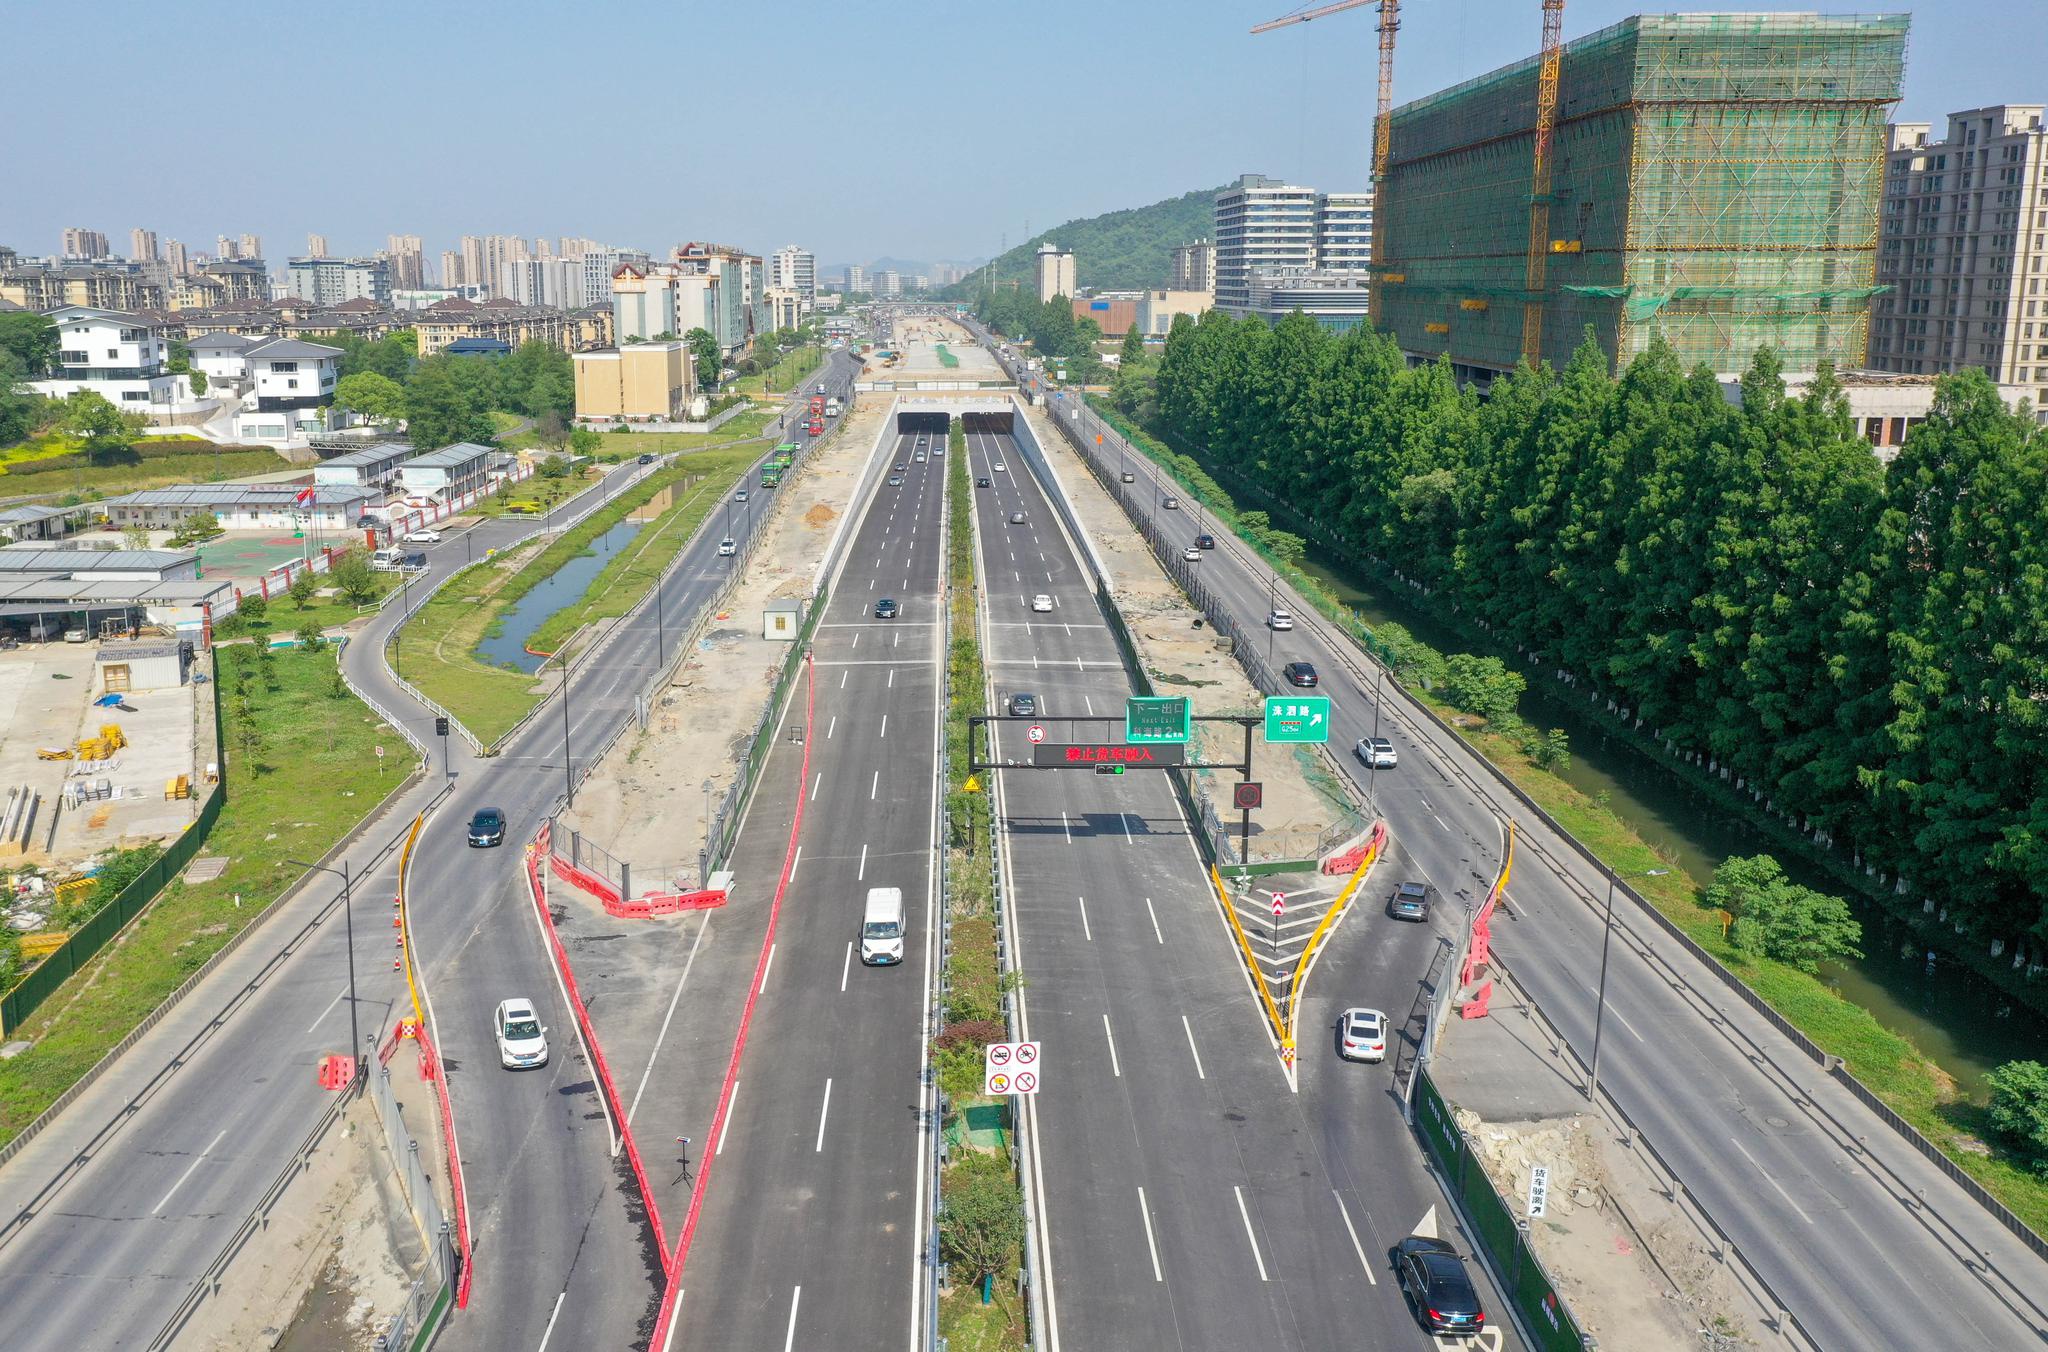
left=412, top=295, right=593, bottom=355
left=27, top=305, right=180, bottom=408
left=1170, top=240, right=1216, bottom=293
left=1213, top=175, right=1374, bottom=326
left=1035, top=243, right=1077, bottom=302
left=573, top=341, right=694, bottom=422
left=1868, top=104, right=2048, bottom=420
left=846, top=264, right=867, bottom=294
left=772, top=245, right=816, bottom=309
left=1317, top=192, right=1375, bottom=272
left=0, top=260, right=164, bottom=312
left=577, top=248, right=647, bottom=312
left=386, top=235, right=426, bottom=289
left=1215, top=175, right=1318, bottom=312
left=165, top=238, right=189, bottom=276
left=129, top=228, right=159, bottom=263
left=306, top=233, right=330, bottom=257
left=765, top=286, right=804, bottom=331
left=438, top=250, right=460, bottom=290
left=62, top=228, right=111, bottom=259
left=286, top=255, right=393, bottom=308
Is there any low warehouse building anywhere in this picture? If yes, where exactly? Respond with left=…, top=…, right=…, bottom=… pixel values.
left=101, top=484, right=374, bottom=532
left=95, top=637, right=188, bottom=692
left=396, top=442, right=493, bottom=501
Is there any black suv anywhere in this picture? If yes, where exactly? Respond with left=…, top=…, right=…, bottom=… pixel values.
left=468, top=807, right=507, bottom=848
left=1388, top=881, right=1432, bottom=922
left=1283, top=661, right=1318, bottom=688
left=1393, top=1236, right=1485, bottom=1336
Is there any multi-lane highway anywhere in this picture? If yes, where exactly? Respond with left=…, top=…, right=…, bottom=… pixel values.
left=667, top=413, right=946, bottom=1350
left=0, top=350, right=862, bottom=1351
left=1048, top=386, right=2048, bottom=1349
left=964, top=418, right=1523, bottom=1351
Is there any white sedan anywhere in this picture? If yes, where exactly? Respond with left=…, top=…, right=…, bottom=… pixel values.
left=404, top=529, right=442, bottom=545
left=1339, top=1007, right=1388, bottom=1063
left=1182, top=547, right=1202, bottom=562
left=1030, top=594, right=1054, bottom=613
left=1267, top=609, right=1295, bottom=631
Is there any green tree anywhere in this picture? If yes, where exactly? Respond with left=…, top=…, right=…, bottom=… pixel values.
left=295, top=621, right=326, bottom=650
left=938, top=1151, right=1024, bottom=1287
left=684, top=328, right=721, bottom=391
left=328, top=548, right=380, bottom=605
left=287, top=567, right=318, bottom=609
left=568, top=427, right=602, bottom=455
left=1985, top=1061, right=2048, bottom=1172
left=0, top=311, right=58, bottom=376
left=62, top=390, right=148, bottom=464
left=0, top=352, right=48, bottom=445
left=1705, top=854, right=1862, bottom=974
left=121, top=524, right=151, bottom=551
left=405, top=355, right=498, bottom=449
left=1440, top=654, right=1524, bottom=723
left=1119, top=325, right=1146, bottom=368
left=334, top=371, right=408, bottom=423
left=187, top=367, right=207, bottom=396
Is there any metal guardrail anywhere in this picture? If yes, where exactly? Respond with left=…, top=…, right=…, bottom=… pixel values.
left=368, top=1060, right=460, bottom=1351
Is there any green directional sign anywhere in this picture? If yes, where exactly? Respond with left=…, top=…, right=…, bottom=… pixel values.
left=1125, top=695, right=1191, bottom=744
left=1264, top=695, right=1332, bottom=744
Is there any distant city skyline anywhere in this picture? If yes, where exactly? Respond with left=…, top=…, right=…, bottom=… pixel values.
left=4, top=2, right=2029, bottom=267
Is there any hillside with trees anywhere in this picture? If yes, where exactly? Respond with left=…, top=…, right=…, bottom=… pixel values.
left=944, top=186, right=1225, bottom=297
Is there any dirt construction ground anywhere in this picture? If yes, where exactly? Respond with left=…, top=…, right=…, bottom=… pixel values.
left=1024, top=400, right=1359, bottom=863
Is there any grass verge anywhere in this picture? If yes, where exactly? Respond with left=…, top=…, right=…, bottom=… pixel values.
left=0, top=644, right=393, bottom=1146
left=471, top=468, right=590, bottom=519
left=0, top=442, right=288, bottom=499
left=1088, top=395, right=2048, bottom=1239
left=731, top=346, right=823, bottom=396
left=936, top=418, right=1028, bottom=1352
left=397, top=450, right=758, bottom=746
left=594, top=406, right=780, bottom=455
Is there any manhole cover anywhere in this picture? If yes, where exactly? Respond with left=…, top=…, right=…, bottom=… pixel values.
left=1765, top=1115, right=1791, bottom=1128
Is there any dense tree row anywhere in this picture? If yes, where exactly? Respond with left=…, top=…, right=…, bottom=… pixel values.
left=319, top=332, right=574, bottom=449
left=1142, top=308, right=2048, bottom=955
left=974, top=289, right=1104, bottom=383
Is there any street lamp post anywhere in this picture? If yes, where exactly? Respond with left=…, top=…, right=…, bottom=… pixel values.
left=560, top=655, right=576, bottom=809
left=1587, top=867, right=1669, bottom=1103
left=288, top=856, right=360, bottom=1069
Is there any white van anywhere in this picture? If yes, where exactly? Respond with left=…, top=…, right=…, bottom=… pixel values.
left=860, top=886, right=906, bottom=966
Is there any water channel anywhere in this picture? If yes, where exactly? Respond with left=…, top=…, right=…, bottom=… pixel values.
left=474, top=517, right=645, bottom=674
left=1294, top=551, right=2048, bottom=1097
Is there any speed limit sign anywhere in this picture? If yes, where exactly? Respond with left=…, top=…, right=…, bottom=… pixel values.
left=1028, top=724, right=1045, bottom=744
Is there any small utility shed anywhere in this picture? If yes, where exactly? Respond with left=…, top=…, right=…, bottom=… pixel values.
left=763, top=599, right=802, bottom=641
left=96, top=637, right=187, bottom=692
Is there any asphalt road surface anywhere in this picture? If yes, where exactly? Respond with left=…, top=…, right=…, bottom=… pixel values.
left=1052, top=389, right=2048, bottom=1351
left=967, top=423, right=1525, bottom=1352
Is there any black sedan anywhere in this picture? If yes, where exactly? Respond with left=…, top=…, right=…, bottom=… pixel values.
left=1393, top=1235, right=1484, bottom=1336
left=875, top=598, right=899, bottom=619
left=468, top=807, right=507, bottom=848
left=1283, top=660, right=1319, bottom=688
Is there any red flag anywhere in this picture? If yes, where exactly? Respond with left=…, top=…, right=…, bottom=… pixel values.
left=294, top=486, right=315, bottom=504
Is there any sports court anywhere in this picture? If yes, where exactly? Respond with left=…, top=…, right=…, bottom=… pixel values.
left=190, top=532, right=344, bottom=589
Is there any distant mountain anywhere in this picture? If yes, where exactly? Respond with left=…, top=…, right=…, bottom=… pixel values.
left=943, top=186, right=1224, bottom=298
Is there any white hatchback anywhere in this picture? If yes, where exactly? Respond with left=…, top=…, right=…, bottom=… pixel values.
left=495, top=998, right=549, bottom=1070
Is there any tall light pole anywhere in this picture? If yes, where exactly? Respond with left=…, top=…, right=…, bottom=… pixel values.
left=1587, top=867, right=1669, bottom=1103
left=559, top=653, right=576, bottom=808
left=289, top=856, right=359, bottom=1070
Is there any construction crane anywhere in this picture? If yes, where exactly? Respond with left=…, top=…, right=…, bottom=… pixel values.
left=1521, top=0, right=1567, bottom=368
left=1251, top=0, right=1400, bottom=327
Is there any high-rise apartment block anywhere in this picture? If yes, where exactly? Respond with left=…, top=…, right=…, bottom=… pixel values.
left=1213, top=176, right=1373, bottom=327
left=385, top=234, right=426, bottom=290
left=771, top=245, right=816, bottom=310
left=1867, top=105, right=2048, bottom=419
left=129, top=228, right=160, bottom=263
left=287, top=255, right=393, bottom=307
left=62, top=228, right=111, bottom=259
left=307, top=233, right=329, bottom=257
left=1170, top=240, right=1215, bottom=293
left=846, top=264, right=867, bottom=294
left=1034, top=243, right=1077, bottom=302
left=1376, top=13, right=1907, bottom=381
left=239, top=233, right=262, bottom=260
left=876, top=269, right=903, bottom=297
left=166, top=238, right=189, bottom=276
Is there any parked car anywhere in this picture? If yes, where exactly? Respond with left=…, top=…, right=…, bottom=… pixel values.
left=495, top=998, right=549, bottom=1070
left=1008, top=691, right=1038, bottom=717
left=718, top=538, right=737, bottom=557
left=1267, top=609, right=1294, bottom=631
left=1393, top=1236, right=1485, bottom=1336
left=1030, top=594, right=1053, bottom=613
left=399, top=553, right=429, bottom=573
left=1355, top=737, right=1397, bottom=768
left=1283, top=661, right=1318, bottom=688
left=875, top=597, right=899, bottom=619
left=1388, top=881, right=1432, bottom=923
left=467, top=807, right=506, bottom=847
left=1338, top=1007, right=1387, bottom=1062
left=404, top=528, right=442, bottom=545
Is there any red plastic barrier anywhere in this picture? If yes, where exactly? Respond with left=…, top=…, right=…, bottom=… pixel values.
left=650, top=653, right=816, bottom=1348
left=549, top=850, right=728, bottom=918
left=523, top=829, right=668, bottom=1258
left=412, top=1024, right=474, bottom=1307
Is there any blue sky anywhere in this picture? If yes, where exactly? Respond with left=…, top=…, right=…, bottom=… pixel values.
left=5, top=1, right=2033, bottom=271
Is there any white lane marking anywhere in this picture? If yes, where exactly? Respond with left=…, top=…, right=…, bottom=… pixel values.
left=810, top=770, right=822, bottom=801
left=789, top=845, right=803, bottom=881
left=827, top=715, right=837, bottom=739
left=852, top=631, right=861, bottom=649
left=1333, top=1190, right=1377, bottom=1284
left=1137, top=1187, right=1164, bottom=1281
left=1432, top=813, right=1450, bottom=832
left=759, top=943, right=777, bottom=993
left=1083, top=694, right=1094, bottom=716
left=1730, top=1137, right=1813, bottom=1223
left=1077, top=896, right=1092, bottom=941
left=1182, top=1015, right=1207, bottom=1079
left=1583, top=983, right=1646, bottom=1041
left=1122, top=813, right=1133, bottom=844
left=888, top=669, right=895, bottom=688
left=716, top=1080, right=740, bottom=1155
left=1234, top=1186, right=1270, bottom=1281
left=535, top=1289, right=570, bottom=1352
left=871, top=769, right=880, bottom=801
left=783, top=1286, right=803, bottom=1352
left=153, top=1128, right=229, bottom=1214
left=841, top=942, right=853, bottom=992
left=880, top=714, right=889, bottom=738
left=815, top=1079, right=833, bottom=1152
left=1061, top=811, right=1071, bottom=843
left=1103, top=1015, right=1122, bottom=1077
left=628, top=912, right=712, bottom=1124
left=1145, top=897, right=1163, bottom=944
left=304, top=984, right=347, bottom=1034
left=840, top=670, right=848, bottom=689
left=858, top=843, right=868, bottom=880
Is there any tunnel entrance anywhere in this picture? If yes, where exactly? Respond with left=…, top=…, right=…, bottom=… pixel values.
left=960, top=410, right=1015, bottom=435
left=895, top=410, right=950, bottom=435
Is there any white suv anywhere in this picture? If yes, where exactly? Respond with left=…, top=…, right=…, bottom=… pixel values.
left=495, top=998, right=549, bottom=1070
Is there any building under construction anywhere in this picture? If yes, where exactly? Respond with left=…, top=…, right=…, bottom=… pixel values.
left=1376, top=12, right=1909, bottom=380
